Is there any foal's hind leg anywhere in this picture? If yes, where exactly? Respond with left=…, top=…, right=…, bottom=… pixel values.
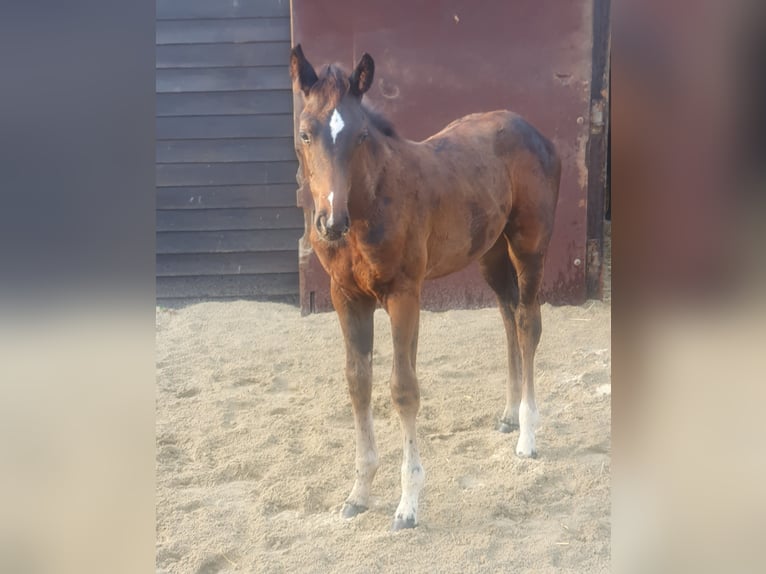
left=478, top=237, right=522, bottom=433
left=330, top=281, right=379, bottom=518
left=508, top=248, right=545, bottom=458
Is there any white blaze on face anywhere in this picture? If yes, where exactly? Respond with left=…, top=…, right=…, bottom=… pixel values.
left=329, top=108, right=345, bottom=144
left=326, top=191, right=335, bottom=223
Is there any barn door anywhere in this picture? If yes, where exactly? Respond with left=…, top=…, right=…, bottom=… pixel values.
left=291, top=0, right=610, bottom=312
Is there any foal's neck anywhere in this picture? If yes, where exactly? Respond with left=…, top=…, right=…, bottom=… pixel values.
left=349, top=119, right=419, bottom=218
left=352, top=131, right=397, bottom=201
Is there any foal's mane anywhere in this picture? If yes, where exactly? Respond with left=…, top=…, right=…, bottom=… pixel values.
left=312, top=64, right=398, bottom=139
left=363, top=105, right=397, bottom=139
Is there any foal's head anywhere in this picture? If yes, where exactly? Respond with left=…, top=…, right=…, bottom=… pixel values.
left=290, top=45, right=390, bottom=242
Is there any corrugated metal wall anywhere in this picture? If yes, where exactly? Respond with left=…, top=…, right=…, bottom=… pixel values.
left=156, top=0, right=301, bottom=302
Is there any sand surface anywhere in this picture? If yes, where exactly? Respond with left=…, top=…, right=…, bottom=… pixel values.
left=156, top=299, right=610, bottom=573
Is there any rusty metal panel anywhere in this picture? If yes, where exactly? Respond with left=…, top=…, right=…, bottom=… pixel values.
left=292, top=0, right=596, bottom=312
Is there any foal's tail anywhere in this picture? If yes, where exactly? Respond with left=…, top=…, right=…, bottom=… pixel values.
left=548, top=137, right=562, bottom=214
left=524, top=119, right=561, bottom=242
left=542, top=137, right=561, bottom=250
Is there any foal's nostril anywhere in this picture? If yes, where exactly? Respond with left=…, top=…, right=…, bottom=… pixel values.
left=315, top=212, right=327, bottom=234
left=331, top=214, right=349, bottom=233
left=320, top=213, right=350, bottom=240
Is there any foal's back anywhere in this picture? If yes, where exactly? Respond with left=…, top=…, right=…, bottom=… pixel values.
left=422, top=110, right=559, bottom=199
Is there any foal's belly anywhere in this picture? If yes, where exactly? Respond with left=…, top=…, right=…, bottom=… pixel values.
left=419, top=140, right=514, bottom=280
left=424, top=207, right=509, bottom=280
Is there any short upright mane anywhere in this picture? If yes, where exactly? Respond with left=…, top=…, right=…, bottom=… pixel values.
left=363, top=105, right=398, bottom=139
left=310, top=64, right=349, bottom=102
left=311, top=63, right=398, bottom=139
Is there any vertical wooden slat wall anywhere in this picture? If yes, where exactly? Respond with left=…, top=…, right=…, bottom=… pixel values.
left=156, top=0, right=301, bottom=302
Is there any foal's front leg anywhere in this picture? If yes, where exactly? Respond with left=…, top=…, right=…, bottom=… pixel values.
left=387, top=290, right=425, bottom=530
left=330, top=282, right=378, bottom=518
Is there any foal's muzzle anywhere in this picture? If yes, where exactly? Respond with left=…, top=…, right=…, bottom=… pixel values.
left=316, top=211, right=350, bottom=241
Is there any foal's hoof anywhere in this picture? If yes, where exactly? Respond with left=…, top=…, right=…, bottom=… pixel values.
left=516, top=449, right=538, bottom=459
left=497, top=419, right=519, bottom=433
left=341, top=502, right=368, bottom=519
left=391, top=516, right=417, bottom=531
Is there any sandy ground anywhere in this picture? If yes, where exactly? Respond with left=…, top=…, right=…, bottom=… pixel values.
left=156, top=295, right=610, bottom=574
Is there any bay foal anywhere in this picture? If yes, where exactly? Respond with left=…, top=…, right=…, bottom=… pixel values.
left=290, top=45, right=560, bottom=530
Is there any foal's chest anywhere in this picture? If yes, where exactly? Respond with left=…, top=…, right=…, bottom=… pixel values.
left=312, top=229, right=407, bottom=301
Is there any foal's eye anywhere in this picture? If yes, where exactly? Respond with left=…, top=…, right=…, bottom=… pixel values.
left=299, top=131, right=311, bottom=144
left=358, top=129, right=369, bottom=144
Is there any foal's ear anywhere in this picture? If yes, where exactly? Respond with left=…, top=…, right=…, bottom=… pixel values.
left=349, top=53, right=375, bottom=97
left=290, top=44, right=318, bottom=97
